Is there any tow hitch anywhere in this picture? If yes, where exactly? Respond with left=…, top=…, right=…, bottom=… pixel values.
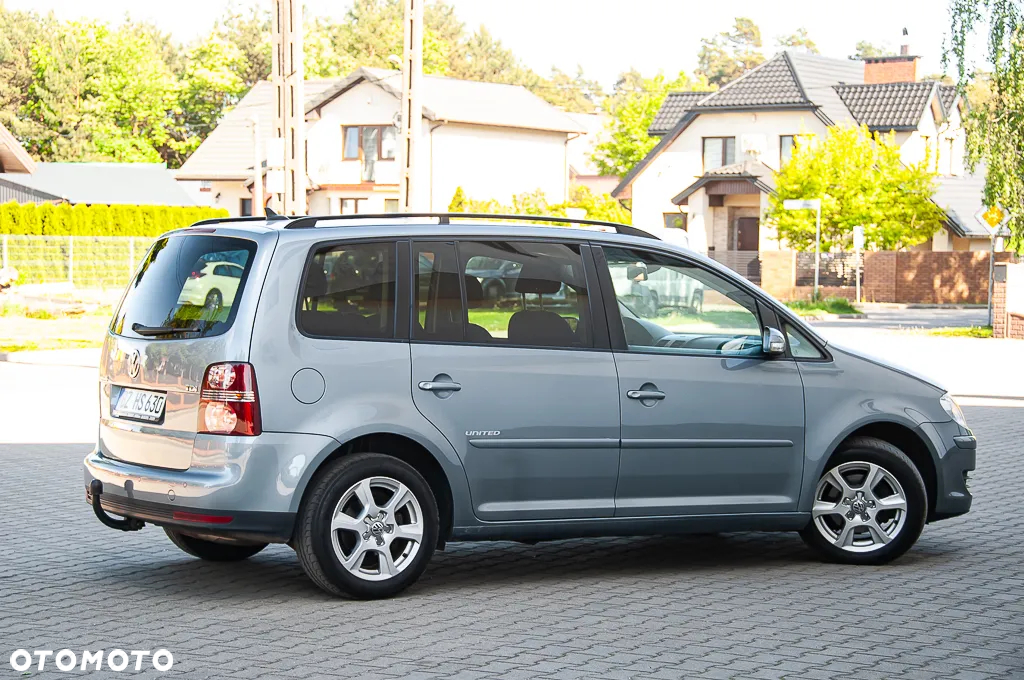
left=89, top=480, right=145, bottom=532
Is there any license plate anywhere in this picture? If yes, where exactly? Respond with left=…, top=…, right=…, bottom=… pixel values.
left=112, top=387, right=166, bottom=423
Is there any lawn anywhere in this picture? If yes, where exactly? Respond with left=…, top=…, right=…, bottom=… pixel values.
left=0, top=304, right=112, bottom=353
left=786, top=297, right=860, bottom=316
left=927, top=325, right=993, bottom=338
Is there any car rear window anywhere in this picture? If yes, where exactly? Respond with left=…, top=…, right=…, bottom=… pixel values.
left=110, top=234, right=258, bottom=339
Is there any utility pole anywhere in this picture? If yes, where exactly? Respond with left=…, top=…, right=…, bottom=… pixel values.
left=250, top=116, right=263, bottom=217
left=399, top=0, right=423, bottom=212
left=271, top=0, right=305, bottom=215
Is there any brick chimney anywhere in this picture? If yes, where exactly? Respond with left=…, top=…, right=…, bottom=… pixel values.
left=863, top=28, right=919, bottom=83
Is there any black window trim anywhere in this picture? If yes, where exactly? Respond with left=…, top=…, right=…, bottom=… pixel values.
left=408, top=237, right=609, bottom=353
left=293, top=237, right=406, bottom=343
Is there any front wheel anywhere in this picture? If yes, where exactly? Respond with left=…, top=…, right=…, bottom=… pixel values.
left=800, top=437, right=927, bottom=565
left=164, top=528, right=267, bottom=561
left=294, top=453, right=438, bottom=599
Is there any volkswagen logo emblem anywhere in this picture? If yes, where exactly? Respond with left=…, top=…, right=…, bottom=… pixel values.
left=127, top=350, right=141, bottom=379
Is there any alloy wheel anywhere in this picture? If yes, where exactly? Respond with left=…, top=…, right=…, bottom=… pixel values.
left=329, top=476, right=424, bottom=581
left=812, top=461, right=908, bottom=553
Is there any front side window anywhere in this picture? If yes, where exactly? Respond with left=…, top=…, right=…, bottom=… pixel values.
left=111, top=235, right=257, bottom=339
left=785, top=323, right=825, bottom=359
left=703, top=136, right=736, bottom=171
left=298, top=242, right=396, bottom=339
left=603, top=247, right=762, bottom=356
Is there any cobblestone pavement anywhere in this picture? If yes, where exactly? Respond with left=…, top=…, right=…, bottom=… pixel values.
left=1, top=404, right=1022, bottom=679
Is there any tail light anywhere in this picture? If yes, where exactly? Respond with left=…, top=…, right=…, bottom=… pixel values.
left=189, top=270, right=206, bottom=279
left=198, top=362, right=261, bottom=436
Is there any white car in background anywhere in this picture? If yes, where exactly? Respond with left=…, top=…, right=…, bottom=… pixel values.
left=176, top=261, right=244, bottom=310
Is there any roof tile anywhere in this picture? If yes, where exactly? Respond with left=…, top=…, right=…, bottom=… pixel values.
left=833, top=82, right=936, bottom=130
left=649, top=92, right=710, bottom=135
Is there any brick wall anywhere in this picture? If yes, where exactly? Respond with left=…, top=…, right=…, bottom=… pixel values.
left=757, top=250, right=1019, bottom=304
left=993, top=263, right=1024, bottom=339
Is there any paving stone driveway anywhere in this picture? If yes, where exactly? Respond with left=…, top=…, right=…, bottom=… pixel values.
left=1, top=404, right=1022, bottom=679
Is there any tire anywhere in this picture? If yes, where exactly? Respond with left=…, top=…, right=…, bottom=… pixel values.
left=800, top=436, right=927, bottom=565
left=164, top=528, right=267, bottom=561
left=485, top=282, right=503, bottom=301
left=294, top=453, right=438, bottom=599
left=204, top=289, right=223, bottom=310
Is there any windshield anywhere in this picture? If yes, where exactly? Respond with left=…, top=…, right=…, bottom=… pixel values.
left=110, top=234, right=258, bottom=340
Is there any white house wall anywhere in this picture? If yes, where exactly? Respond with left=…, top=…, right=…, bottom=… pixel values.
left=428, top=123, right=569, bottom=210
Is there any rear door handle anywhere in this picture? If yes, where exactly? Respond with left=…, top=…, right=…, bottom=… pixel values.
left=627, top=389, right=665, bottom=401
left=418, top=381, right=462, bottom=392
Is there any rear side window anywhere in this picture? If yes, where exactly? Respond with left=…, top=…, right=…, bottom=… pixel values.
left=111, top=235, right=257, bottom=339
left=298, top=242, right=396, bottom=339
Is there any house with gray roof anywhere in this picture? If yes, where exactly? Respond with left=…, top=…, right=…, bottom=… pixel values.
left=0, top=122, right=194, bottom=207
left=176, top=67, right=586, bottom=217
left=615, top=51, right=986, bottom=255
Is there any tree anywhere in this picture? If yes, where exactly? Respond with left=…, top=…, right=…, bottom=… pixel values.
left=766, top=124, right=945, bottom=251
left=696, top=18, right=765, bottom=87
left=447, top=185, right=632, bottom=224
left=539, top=67, right=602, bottom=114
left=851, top=41, right=895, bottom=59
left=212, top=5, right=272, bottom=88
left=776, top=28, right=819, bottom=54
left=949, top=0, right=1024, bottom=247
left=591, top=69, right=713, bottom=178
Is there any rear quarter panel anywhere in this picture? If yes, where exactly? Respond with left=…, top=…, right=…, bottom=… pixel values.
left=248, top=235, right=475, bottom=525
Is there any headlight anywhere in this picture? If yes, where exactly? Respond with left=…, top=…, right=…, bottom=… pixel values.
left=939, top=393, right=969, bottom=429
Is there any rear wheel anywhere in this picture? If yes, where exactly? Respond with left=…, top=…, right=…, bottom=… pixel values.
left=800, top=437, right=927, bottom=565
left=294, top=453, right=438, bottom=599
left=164, top=528, right=267, bottom=561
left=204, top=289, right=222, bottom=311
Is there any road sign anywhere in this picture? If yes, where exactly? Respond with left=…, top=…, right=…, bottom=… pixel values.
left=975, top=204, right=1011, bottom=234
left=783, top=199, right=821, bottom=210
left=853, top=225, right=865, bottom=251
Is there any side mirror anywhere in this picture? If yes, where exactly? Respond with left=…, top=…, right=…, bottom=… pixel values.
left=762, top=327, right=786, bottom=356
left=626, top=264, right=648, bottom=281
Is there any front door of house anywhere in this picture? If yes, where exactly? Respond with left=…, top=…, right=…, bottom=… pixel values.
left=736, top=217, right=760, bottom=251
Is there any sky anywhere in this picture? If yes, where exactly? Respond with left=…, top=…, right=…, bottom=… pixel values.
left=9, top=0, right=986, bottom=88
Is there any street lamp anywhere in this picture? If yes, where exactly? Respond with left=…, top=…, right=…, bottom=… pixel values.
left=783, top=198, right=822, bottom=299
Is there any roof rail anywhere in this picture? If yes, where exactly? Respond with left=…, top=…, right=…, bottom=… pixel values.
left=191, top=213, right=294, bottom=227
left=280, top=212, right=658, bottom=240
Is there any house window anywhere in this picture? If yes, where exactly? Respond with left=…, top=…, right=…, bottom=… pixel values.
left=384, top=199, right=400, bottom=213
left=343, top=127, right=360, bottom=160
left=663, top=213, right=687, bottom=230
left=780, top=135, right=796, bottom=165
left=702, top=137, right=736, bottom=171
left=340, top=198, right=363, bottom=214
left=342, top=125, right=398, bottom=162
left=199, top=180, right=212, bottom=192
left=239, top=198, right=253, bottom=216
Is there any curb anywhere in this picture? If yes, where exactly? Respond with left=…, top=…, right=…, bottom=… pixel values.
left=796, top=313, right=868, bottom=321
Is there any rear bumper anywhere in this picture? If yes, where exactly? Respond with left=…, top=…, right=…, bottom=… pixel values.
left=85, top=484, right=294, bottom=543
left=84, top=431, right=340, bottom=541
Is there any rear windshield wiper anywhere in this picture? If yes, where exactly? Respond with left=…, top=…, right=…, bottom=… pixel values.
left=131, top=323, right=202, bottom=337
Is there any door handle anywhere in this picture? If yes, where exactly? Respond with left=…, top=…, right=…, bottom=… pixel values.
left=418, top=380, right=462, bottom=392
left=627, top=389, right=665, bottom=401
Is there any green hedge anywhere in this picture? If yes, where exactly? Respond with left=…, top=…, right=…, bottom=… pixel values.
left=0, top=202, right=229, bottom=236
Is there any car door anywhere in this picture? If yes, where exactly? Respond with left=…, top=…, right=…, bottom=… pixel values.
left=596, top=245, right=805, bottom=517
left=410, top=240, right=620, bottom=522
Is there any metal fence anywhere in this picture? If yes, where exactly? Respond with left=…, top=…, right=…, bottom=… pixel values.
left=795, top=251, right=860, bottom=287
left=1, top=234, right=155, bottom=289
left=709, top=250, right=761, bottom=285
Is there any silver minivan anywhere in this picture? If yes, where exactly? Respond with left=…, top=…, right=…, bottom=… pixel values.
left=84, top=214, right=976, bottom=599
